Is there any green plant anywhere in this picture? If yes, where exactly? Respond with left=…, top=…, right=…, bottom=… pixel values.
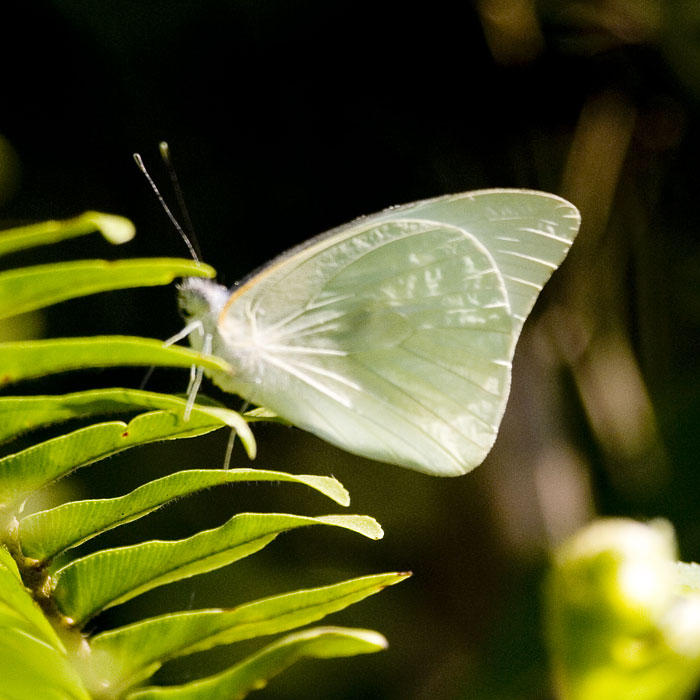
left=545, top=518, right=700, bottom=700
left=0, top=213, right=407, bottom=699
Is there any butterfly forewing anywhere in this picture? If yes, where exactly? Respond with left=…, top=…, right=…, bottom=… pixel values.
left=378, top=190, right=581, bottom=324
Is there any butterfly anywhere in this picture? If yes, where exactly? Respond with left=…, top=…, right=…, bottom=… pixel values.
left=177, top=189, right=580, bottom=476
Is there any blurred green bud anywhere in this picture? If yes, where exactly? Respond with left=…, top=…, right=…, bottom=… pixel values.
left=546, top=518, right=700, bottom=700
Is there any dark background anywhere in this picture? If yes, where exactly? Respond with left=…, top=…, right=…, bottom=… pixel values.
left=2, top=1, right=700, bottom=698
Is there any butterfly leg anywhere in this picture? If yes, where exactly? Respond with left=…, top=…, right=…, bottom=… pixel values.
left=161, top=319, right=208, bottom=421
left=184, top=331, right=212, bottom=420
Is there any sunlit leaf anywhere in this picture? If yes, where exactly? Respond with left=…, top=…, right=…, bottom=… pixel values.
left=0, top=211, right=135, bottom=256
left=89, top=572, right=408, bottom=693
left=0, top=336, right=231, bottom=386
left=0, top=388, right=253, bottom=457
left=0, top=411, right=229, bottom=510
left=0, top=258, right=214, bottom=320
left=19, top=468, right=350, bottom=561
left=53, top=513, right=383, bottom=627
left=126, top=626, right=387, bottom=700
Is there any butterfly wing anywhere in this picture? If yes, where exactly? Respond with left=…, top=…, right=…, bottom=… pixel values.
left=216, top=189, right=580, bottom=476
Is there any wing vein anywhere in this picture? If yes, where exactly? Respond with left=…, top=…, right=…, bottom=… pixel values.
left=348, top=355, right=494, bottom=449
left=519, top=226, right=574, bottom=244
left=497, top=250, right=558, bottom=269
left=265, top=352, right=485, bottom=459
left=398, top=342, right=503, bottom=400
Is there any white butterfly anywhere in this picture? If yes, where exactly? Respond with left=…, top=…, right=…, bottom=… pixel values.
left=177, top=189, right=580, bottom=476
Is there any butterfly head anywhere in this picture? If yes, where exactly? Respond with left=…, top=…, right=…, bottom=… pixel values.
left=178, top=277, right=229, bottom=323
left=176, top=276, right=258, bottom=397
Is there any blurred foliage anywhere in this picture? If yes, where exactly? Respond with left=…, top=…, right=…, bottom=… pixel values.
left=546, top=518, right=700, bottom=700
left=2, top=0, right=700, bottom=698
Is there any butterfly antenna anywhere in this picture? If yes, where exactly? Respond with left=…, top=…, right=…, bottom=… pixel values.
left=158, top=141, right=204, bottom=262
left=133, top=150, right=201, bottom=263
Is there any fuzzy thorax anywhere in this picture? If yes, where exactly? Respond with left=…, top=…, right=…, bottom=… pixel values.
left=176, top=277, right=266, bottom=396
